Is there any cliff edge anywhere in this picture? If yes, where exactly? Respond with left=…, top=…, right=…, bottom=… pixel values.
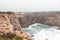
left=0, top=12, right=32, bottom=40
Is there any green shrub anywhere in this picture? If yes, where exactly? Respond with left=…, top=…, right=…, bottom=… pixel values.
left=6, top=33, right=16, bottom=38
left=15, top=36, right=23, bottom=40
left=0, top=33, right=23, bottom=40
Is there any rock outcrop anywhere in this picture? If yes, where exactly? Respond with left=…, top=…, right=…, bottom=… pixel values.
left=0, top=11, right=60, bottom=40
left=0, top=12, right=32, bottom=40
left=17, top=11, right=60, bottom=27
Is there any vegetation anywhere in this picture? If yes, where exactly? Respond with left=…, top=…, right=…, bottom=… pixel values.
left=0, top=33, right=23, bottom=40
left=15, top=36, right=23, bottom=40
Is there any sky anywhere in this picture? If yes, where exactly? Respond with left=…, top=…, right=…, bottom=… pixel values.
left=0, top=0, right=60, bottom=12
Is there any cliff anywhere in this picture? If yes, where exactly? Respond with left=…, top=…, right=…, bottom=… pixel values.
left=0, top=12, right=32, bottom=40
left=17, top=11, right=60, bottom=27
left=1, top=11, right=60, bottom=28
left=0, top=11, right=60, bottom=40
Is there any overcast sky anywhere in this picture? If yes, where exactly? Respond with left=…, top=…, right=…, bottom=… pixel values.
left=0, top=0, right=60, bottom=12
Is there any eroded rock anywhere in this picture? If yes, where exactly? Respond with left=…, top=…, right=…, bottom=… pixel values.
left=0, top=13, right=32, bottom=40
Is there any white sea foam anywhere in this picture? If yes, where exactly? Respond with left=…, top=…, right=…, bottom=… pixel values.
left=22, top=23, right=60, bottom=40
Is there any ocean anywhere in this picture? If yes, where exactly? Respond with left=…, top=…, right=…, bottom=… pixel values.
left=22, top=23, right=60, bottom=40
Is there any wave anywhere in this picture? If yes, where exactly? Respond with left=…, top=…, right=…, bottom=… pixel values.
left=22, top=23, right=60, bottom=40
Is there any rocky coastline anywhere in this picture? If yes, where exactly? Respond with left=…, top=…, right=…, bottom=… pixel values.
left=0, top=11, right=60, bottom=40
left=0, top=13, right=32, bottom=40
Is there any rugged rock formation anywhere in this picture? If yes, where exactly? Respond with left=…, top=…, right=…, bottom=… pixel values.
left=18, top=11, right=60, bottom=27
left=0, top=12, right=32, bottom=40
left=0, top=14, right=13, bottom=34
left=1, top=11, right=60, bottom=27
left=0, top=11, right=60, bottom=40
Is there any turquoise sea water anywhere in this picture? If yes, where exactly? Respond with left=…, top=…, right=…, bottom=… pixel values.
left=22, top=23, right=60, bottom=40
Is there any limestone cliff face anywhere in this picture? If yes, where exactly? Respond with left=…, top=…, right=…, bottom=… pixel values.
left=18, top=11, right=60, bottom=27
left=0, top=12, right=21, bottom=31
left=0, top=14, right=13, bottom=34
left=1, top=11, right=60, bottom=28
left=0, top=11, right=60, bottom=40
left=0, top=12, right=32, bottom=40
